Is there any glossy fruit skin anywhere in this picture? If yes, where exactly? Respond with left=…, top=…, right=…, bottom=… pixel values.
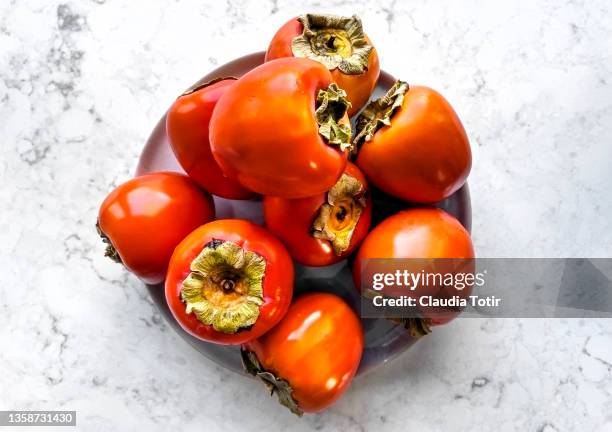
left=165, top=219, right=294, bottom=345
left=98, top=172, right=215, bottom=284
left=244, top=293, right=363, bottom=413
left=209, top=58, right=348, bottom=198
left=265, top=17, right=380, bottom=117
left=352, top=208, right=474, bottom=324
left=356, top=86, right=471, bottom=203
left=263, top=162, right=372, bottom=266
left=166, top=78, right=254, bottom=199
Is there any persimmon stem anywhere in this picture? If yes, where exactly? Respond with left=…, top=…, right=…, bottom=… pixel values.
left=292, top=14, right=372, bottom=75
left=312, top=174, right=366, bottom=255
left=314, top=83, right=352, bottom=152
left=181, top=240, right=266, bottom=334
left=221, top=279, right=235, bottom=291
left=241, top=349, right=303, bottom=417
left=95, top=221, right=121, bottom=264
left=390, top=317, right=432, bottom=339
left=353, top=80, right=409, bottom=153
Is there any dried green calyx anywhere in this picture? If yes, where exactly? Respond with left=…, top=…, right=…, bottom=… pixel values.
left=315, top=83, right=352, bottom=152
left=181, top=240, right=266, bottom=334
left=241, top=349, right=303, bottom=416
left=392, top=317, right=432, bottom=339
left=312, top=173, right=366, bottom=255
left=96, top=220, right=121, bottom=264
left=292, top=14, right=372, bottom=75
left=353, top=80, right=409, bottom=150
left=181, top=76, right=237, bottom=96
left=363, top=289, right=431, bottom=338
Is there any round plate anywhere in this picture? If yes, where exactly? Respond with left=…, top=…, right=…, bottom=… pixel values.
left=136, top=52, right=471, bottom=375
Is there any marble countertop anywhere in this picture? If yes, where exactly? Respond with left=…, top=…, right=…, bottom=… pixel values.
left=1, top=0, right=611, bottom=430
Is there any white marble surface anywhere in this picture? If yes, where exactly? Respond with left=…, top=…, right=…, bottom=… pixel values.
left=1, top=0, right=612, bottom=430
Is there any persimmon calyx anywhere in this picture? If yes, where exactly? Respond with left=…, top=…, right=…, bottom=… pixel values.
left=241, top=349, right=303, bottom=417
left=96, top=221, right=121, bottom=264
left=391, top=317, right=432, bottom=339
left=180, top=240, right=265, bottom=334
left=353, top=80, right=409, bottom=150
left=312, top=173, right=366, bottom=255
left=292, top=14, right=372, bottom=75
left=315, top=83, right=352, bottom=152
left=181, top=76, right=237, bottom=96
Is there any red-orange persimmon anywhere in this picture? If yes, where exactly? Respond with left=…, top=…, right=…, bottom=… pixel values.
left=266, top=14, right=380, bottom=117
left=209, top=58, right=352, bottom=198
left=97, top=172, right=215, bottom=284
left=263, top=162, right=371, bottom=266
left=353, top=208, right=475, bottom=329
left=166, top=78, right=254, bottom=199
left=242, top=293, right=363, bottom=415
left=165, top=219, right=293, bottom=345
left=355, top=82, right=471, bottom=203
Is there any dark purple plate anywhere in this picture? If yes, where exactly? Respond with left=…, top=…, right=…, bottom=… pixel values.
left=137, top=52, right=471, bottom=375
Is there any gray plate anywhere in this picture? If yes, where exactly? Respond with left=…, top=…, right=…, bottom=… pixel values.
left=136, top=52, right=472, bottom=376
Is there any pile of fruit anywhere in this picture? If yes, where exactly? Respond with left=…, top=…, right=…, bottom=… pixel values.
left=97, top=14, right=474, bottom=415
